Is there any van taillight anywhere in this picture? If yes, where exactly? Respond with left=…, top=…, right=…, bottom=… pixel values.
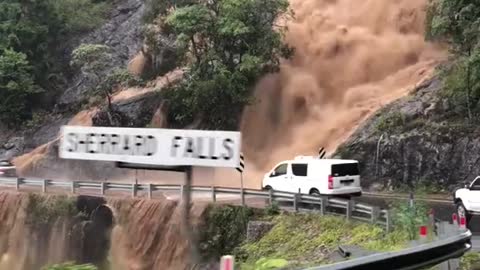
left=328, top=175, right=333, bottom=189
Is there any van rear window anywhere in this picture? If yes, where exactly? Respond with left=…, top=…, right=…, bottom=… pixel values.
left=331, top=163, right=359, bottom=176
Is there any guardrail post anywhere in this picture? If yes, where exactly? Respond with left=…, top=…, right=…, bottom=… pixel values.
left=346, top=200, right=353, bottom=220
left=71, top=181, right=76, bottom=194
left=148, top=184, right=153, bottom=199
left=15, top=178, right=21, bottom=190
left=385, top=210, right=392, bottom=232
left=132, top=183, right=137, bottom=198
left=268, top=189, right=273, bottom=205
left=241, top=187, right=245, bottom=206
left=211, top=186, right=216, bottom=202
left=320, top=196, right=327, bottom=215
left=180, top=185, right=184, bottom=202
left=371, top=206, right=380, bottom=224
left=293, top=194, right=298, bottom=212
left=42, top=179, right=48, bottom=193
left=101, top=182, right=106, bottom=195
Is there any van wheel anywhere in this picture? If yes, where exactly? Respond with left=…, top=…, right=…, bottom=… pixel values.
left=263, top=185, right=272, bottom=191
left=309, top=189, right=320, bottom=196
left=351, top=192, right=362, bottom=197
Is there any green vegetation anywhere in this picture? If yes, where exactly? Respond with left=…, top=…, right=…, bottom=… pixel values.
left=241, top=258, right=288, bottom=270
left=0, top=0, right=111, bottom=126
left=0, top=49, right=39, bottom=125
left=264, top=201, right=281, bottom=216
left=374, top=111, right=406, bottom=133
left=42, top=262, right=97, bottom=270
left=25, top=193, right=79, bottom=228
left=459, top=252, right=480, bottom=270
left=395, top=180, right=446, bottom=195
left=236, top=213, right=409, bottom=269
left=159, top=0, right=294, bottom=130
left=390, top=200, right=429, bottom=241
left=426, top=0, right=480, bottom=121
left=198, top=204, right=255, bottom=260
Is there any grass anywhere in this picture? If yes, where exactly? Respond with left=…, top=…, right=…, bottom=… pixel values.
left=235, top=213, right=409, bottom=269
left=394, top=181, right=448, bottom=196
left=459, top=252, right=480, bottom=270
left=426, top=252, right=480, bottom=270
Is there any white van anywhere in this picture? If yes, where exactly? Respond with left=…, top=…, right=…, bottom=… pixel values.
left=261, top=156, right=362, bottom=197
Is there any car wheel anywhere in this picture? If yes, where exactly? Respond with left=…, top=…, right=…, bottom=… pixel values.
left=263, top=185, right=272, bottom=191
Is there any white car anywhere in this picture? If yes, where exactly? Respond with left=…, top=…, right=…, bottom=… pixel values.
left=261, top=156, right=362, bottom=197
left=454, top=176, right=480, bottom=224
left=0, top=160, right=17, bottom=177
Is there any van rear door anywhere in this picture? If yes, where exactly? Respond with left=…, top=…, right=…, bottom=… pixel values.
left=330, top=162, right=360, bottom=189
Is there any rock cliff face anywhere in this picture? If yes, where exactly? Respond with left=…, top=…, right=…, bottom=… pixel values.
left=335, top=75, right=479, bottom=192
left=57, top=0, right=146, bottom=110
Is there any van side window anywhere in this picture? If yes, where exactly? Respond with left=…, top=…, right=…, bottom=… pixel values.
left=272, top=163, right=288, bottom=177
left=292, top=163, right=307, bottom=176
left=471, top=179, right=480, bottom=191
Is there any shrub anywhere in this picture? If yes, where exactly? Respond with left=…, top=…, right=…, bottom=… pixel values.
left=390, top=200, right=428, bottom=240
left=264, top=202, right=281, bottom=216
left=49, top=0, right=110, bottom=33
left=375, top=112, right=406, bottom=133
left=198, top=205, right=254, bottom=260
left=97, top=68, right=143, bottom=94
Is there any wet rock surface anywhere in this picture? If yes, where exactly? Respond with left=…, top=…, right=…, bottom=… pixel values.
left=335, top=76, right=480, bottom=191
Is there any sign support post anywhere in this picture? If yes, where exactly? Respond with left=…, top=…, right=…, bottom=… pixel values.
left=236, top=153, right=245, bottom=206
left=135, top=169, right=138, bottom=185
left=182, top=166, right=200, bottom=266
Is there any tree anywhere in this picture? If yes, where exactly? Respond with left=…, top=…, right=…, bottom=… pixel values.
left=0, top=49, right=39, bottom=125
left=49, top=0, right=110, bottom=33
left=0, top=0, right=111, bottom=126
left=426, top=0, right=480, bottom=120
left=162, top=0, right=294, bottom=130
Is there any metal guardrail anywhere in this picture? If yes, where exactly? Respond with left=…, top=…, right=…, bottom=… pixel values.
left=0, top=177, right=472, bottom=269
left=0, top=177, right=391, bottom=231
left=305, top=221, right=472, bottom=270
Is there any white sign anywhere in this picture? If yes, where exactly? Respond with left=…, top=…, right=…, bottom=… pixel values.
left=59, top=126, right=241, bottom=168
